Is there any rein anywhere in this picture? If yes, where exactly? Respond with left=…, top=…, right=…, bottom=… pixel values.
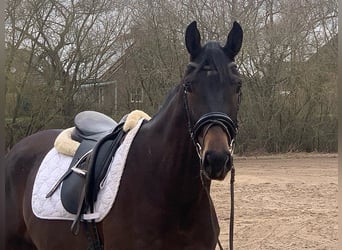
left=182, top=62, right=237, bottom=250
left=200, top=166, right=235, bottom=250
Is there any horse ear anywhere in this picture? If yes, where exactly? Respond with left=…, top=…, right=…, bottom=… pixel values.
left=223, top=21, right=243, bottom=59
left=185, top=21, right=201, bottom=59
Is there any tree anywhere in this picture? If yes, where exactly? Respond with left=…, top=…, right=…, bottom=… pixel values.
left=5, top=0, right=131, bottom=148
left=231, top=0, right=338, bottom=152
left=5, top=0, right=337, bottom=153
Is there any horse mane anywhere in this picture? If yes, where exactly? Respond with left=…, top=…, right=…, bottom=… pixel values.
left=184, top=41, right=233, bottom=85
left=199, top=41, right=231, bottom=82
left=154, top=84, right=181, bottom=116
left=155, top=42, right=233, bottom=116
left=163, top=85, right=181, bottom=105
left=156, top=43, right=231, bottom=115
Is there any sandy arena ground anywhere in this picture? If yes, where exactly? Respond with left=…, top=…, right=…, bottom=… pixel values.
left=211, top=153, right=338, bottom=250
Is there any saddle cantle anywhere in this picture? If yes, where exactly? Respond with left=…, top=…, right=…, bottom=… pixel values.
left=71, top=111, right=118, bottom=142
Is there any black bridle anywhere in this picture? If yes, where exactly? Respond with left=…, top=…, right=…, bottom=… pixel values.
left=182, top=61, right=239, bottom=154
left=192, top=112, right=237, bottom=156
left=182, top=61, right=238, bottom=250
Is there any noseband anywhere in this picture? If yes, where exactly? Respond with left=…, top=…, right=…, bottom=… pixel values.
left=182, top=61, right=237, bottom=250
left=192, top=112, right=237, bottom=156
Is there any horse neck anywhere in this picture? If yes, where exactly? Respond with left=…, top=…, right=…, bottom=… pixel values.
left=142, top=87, right=211, bottom=202
left=148, top=87, right=195, bottom=162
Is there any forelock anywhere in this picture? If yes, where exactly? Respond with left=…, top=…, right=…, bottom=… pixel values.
left=201, top=42, right=230, bottom=81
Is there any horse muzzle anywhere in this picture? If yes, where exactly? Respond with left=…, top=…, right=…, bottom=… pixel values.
left=196, top=127, right=235, bottom=180
left=202, top=149, right=232, bottom=180
left=190, top=111, right=237, bottom=180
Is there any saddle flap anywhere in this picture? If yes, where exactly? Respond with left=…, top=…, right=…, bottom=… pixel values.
left=61, top=140, right=96, bottom=214
left=60, top=124, right=126, bottom=215
left=86, top=125, right=126, bottom=206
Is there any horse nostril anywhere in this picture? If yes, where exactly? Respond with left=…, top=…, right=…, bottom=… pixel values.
left=203, top=153, right=212, bottom=176
left=204, top=151, right=228, bottom=166
left=203, top=151, right=230, bottom=179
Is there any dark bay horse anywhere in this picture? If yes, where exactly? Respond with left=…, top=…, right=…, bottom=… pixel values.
left=5, top=21, right=243, bottom=250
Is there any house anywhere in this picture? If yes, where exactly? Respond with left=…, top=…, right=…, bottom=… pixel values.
left=80, top=40, right=179, bottom=120
left=77, top=44, right=146, bottom=120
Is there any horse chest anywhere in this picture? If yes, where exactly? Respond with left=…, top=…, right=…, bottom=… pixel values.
left=102, top=200, right=217, bottom=250
left=103, top=225, right=216, bottom=250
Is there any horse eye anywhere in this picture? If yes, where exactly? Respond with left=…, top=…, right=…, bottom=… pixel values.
left=184, top=82, right=193, bottom=92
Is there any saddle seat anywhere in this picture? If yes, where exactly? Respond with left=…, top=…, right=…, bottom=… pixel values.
left=71, top=110, right=118, bottom=142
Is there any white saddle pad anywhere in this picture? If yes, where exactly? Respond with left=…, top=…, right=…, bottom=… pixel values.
left=32, top=118, right=144, bottom=222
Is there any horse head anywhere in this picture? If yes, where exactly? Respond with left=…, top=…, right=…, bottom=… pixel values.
left=183, top=21, right=243, bottom=180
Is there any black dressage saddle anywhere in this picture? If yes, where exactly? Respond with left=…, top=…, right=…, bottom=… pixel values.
left=46, top=111, right=127, bottom=233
